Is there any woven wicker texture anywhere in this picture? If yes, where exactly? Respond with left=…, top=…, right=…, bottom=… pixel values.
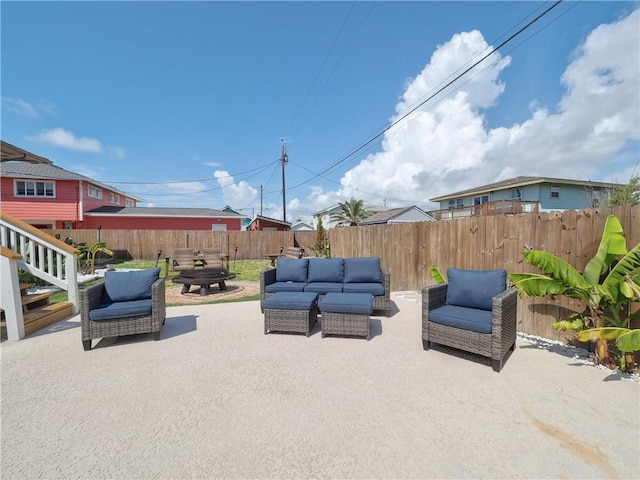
left=422, top=282, right=517, bottom=372
left=264, top=306, right=318, bottom=336
left=260, top=264, right=391, bottom=316
left=80, top=277, right=166, bottom=350
left=321, top=311, right=370, bottom=340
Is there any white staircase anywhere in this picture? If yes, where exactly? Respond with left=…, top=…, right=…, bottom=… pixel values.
left=0, top=212, right=80, bottom=340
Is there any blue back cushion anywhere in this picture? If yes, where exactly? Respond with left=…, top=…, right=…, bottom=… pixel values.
left=344, top=257, right=382, bottom=283
left=103, top=268, right=160, bottom=302
left=307, top=258, right=344, bottom=283
left=446, top=268, right=506, bottom=311
left=276, top=258, right=308, bottom=283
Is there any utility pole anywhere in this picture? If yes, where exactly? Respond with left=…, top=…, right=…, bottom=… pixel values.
left=260, top=184, right=263, bottom=216
left=281, top=139, right=288, bottom=223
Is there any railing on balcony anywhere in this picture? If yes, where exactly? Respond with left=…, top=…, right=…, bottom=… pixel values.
left=0, top=212, right=80, bottom=340
left=427, top=200, right=540, bottom=220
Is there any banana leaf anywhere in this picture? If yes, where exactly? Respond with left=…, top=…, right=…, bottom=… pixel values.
left=620, top=267, right=640, bottom=300
left=429, top=264, right=446, bottom=285
left=577, top=327, right=640, bottom=353
left=603, top=242, right=640, bottom=302
left=577, top=327, right=628, bottom=341
left=522, top=250, right=590, bottom=289
left=508, top=273, right=570, bottom=296
left=600, top=214, right=628, bottom=258
left=552, top=314, right=586, bottom=332
left=616, top=329, right=640, bottom=352
left=583, top=238, right=610, bottom=286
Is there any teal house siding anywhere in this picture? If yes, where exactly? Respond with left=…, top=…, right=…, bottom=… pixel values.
left=431, top=176, right=619, bottom=213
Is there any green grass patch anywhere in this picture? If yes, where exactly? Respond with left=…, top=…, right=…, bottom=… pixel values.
left=44, top=259, right=270, bottom=306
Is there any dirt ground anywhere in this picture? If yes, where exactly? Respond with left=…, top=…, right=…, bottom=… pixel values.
left=165, top=280, right=259, bottom=305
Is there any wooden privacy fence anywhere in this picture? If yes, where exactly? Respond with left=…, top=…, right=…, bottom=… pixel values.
left=47, top=206, right=639, bottom=341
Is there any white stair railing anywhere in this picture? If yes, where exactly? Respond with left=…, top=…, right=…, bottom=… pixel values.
left=0, top=212, right=80, bottom=340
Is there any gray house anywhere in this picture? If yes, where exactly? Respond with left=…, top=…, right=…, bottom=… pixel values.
left=360, top=206, right=435, bottom=225
left=429, top=176, right=620, bottom=219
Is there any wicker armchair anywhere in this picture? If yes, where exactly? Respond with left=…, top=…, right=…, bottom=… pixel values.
left=422, top=268, right=517, bottom=372
left=81, top=268, right=166, bottom=351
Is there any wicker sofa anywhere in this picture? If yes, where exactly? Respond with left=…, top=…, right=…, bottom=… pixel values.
left=260, top=257, right=390, bottom=316
left=422, top=268, right=517, bottom=372
left=81, top=268, right=166, bottom=351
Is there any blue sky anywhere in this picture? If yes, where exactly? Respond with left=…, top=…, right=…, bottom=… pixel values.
left=2, top=1, right=639, bottom=222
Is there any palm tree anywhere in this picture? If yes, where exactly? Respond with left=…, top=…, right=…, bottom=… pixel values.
left=330, top=198, right=372, bottom=226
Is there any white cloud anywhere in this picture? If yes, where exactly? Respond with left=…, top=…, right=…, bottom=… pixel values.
left=214, top=170, right=259, bottom=204
left=308, top=8, right=639, bottom=210
left=27, top=127, right=103, bottom=153
left=2, top=96, right=39, bottom=117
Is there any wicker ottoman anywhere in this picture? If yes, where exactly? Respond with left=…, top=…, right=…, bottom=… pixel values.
left=320, top=293, right=373, bottom=340
left=263, top=292, right=319, bottom=336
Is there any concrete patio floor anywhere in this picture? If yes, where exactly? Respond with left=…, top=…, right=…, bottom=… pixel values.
left=1, top=292, right=638, bottom=479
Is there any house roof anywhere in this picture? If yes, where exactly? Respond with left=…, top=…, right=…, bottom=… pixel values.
left=1, top=160, right=144, bottom=201
left=85, top=206, right=246, bottom=218
left=313, top=204, right=342, bottom=217
left=429, top=176, right=622, bottom=202
left=291, top=221, right=314, bottom=230
left=360, top=206, right=433, bottom=225
left=1, top=141, right=52, bottom=164
left=250, top=215, right=292, bottom=227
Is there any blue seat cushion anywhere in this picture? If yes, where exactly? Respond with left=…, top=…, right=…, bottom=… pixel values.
left=304, top=282, right=344, bottom=294
left=320, top=293, right=373, bottom=314
left=89, top=299, right=153, bottom=321
left=446, top=268, right=506, bottom=311
left=276, top=258, right=309, bottom=283
left=342, top=282, right=385, bottom=296
left=102, top=268, right=160, bottom=303
left=264, top=282, right=307, bottom=293
left=429, top=304, right=493, bottom=334
left=262, top=292, right=318, bottom=310
left=307, top=258, right=344, bottom=283
left=344, top=257, right=382, bottom=283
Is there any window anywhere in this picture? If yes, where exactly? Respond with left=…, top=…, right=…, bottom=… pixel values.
left=88, top=185, right=102, bottom=199
left=125, top=198, right=135, bottom=207
left=448, top=198, right=464, bottom=209
left=212, top=224, right=227, bottom=231
left=109, top=192, right=120, bottom=204
left=15, top=180, right=55, bottom=198
left=473, top=195, right=489, bottom=205
left=510, top=188, right=522, bottom=199
left=550, top=186, right=560, bottom=198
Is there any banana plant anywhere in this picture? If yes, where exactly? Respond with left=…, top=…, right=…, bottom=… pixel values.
left=508, top=215, right=640, bottom=370
left=77, top=242, right=113, bottom=274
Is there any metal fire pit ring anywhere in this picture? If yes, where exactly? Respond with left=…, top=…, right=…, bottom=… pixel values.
left=171, top=267, right=237, bottom=296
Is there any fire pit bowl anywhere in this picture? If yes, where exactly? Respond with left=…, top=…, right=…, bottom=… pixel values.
left=172, top=267, right=237, bottom=296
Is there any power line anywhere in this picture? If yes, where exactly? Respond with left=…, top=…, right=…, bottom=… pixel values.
left=100, top=160, right=278, bottom=185
left=287, top=0, right=565, bottom=191
left=287, top=1, right=357, bottom=136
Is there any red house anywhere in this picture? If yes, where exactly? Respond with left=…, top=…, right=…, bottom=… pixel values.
left=247, top=215, right=291, bottom=231
left=1, top=141, right=247, bottom=230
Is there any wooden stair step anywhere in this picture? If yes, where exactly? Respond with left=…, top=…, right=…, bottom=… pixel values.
left=22, top=291, right=54, bottom=310
left=19, top=283, right=34, bottom=295
left=1, top=302, right=74, bottom=338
